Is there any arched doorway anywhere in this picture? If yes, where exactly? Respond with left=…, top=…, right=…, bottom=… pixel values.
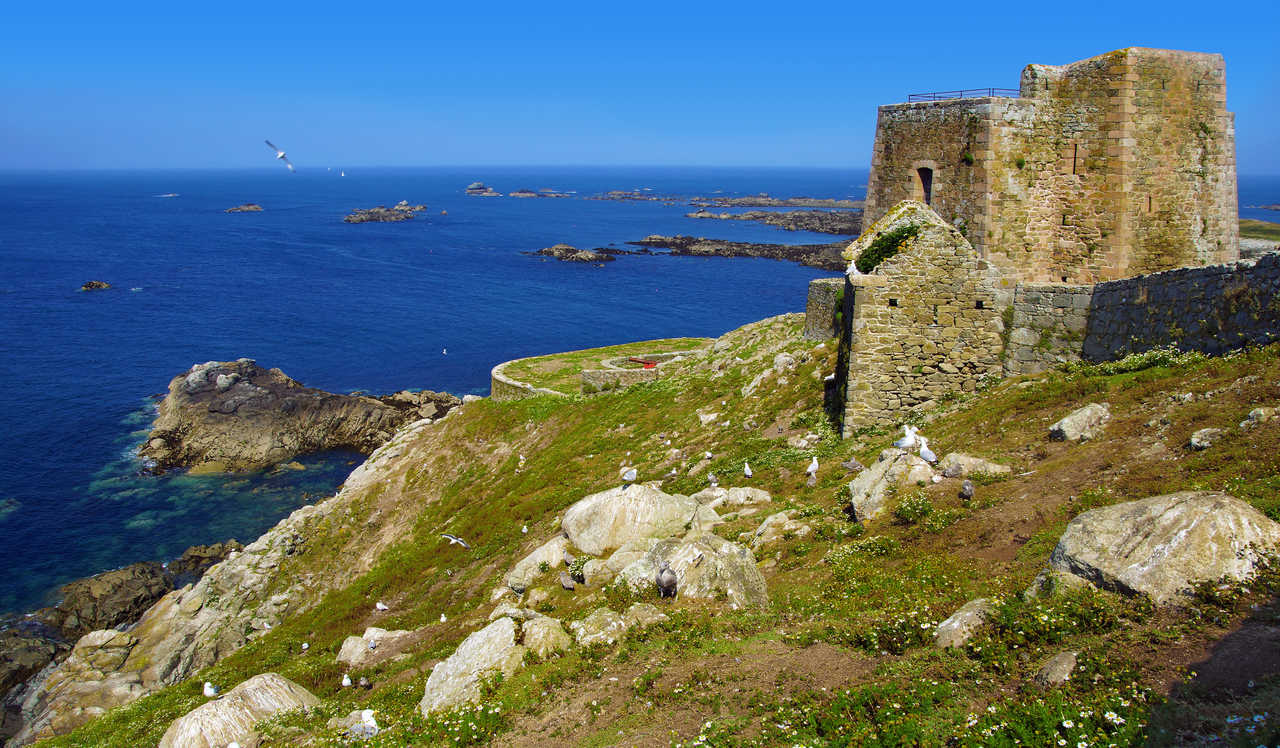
left=916, top=167, right=934, bottom=206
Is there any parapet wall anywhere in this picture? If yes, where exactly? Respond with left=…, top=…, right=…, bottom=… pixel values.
left=803, top=277, right=845, bottom=340
left=1002, top=253, right=1280, bottom=376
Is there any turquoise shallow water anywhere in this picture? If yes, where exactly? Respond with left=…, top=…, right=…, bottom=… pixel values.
left=0, top=165, right=863, bottom=613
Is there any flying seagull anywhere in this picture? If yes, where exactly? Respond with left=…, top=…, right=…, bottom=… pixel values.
left=441, top=533, right=471, bottom=549
left=264, top=140, right=295, bottom=172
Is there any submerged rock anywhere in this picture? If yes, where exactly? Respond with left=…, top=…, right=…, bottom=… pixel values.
left=139, top=359, right=457, bottom=472
left=157, top=673, right=318, bottom=748
left=1048, top=491, right=1280, bottom=604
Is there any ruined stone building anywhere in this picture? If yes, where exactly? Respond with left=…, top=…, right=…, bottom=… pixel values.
left=862, top=47, right=1238, bottom=284
left=814, top=48, right=1276, bottom=433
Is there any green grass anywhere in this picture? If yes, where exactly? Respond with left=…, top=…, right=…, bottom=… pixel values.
left=1240, top=218, right=1280, bottom=241
left=499, top=337, right=709, bottom=393
left=36, top=316, right=1280, bottom=747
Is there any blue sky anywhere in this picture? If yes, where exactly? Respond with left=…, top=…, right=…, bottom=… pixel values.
left=2, top=1, right=1277, bottom=172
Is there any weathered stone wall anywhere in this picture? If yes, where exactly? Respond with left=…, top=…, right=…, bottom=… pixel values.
left=841, top=203, right=1007, bottom=432
left=1003, top=284, right=1093, bottom=375
left=1082, top=253, right=1280, bottom=360
left=803, top=277, right=845, bottom=340
left=489, top=362, right=567, bottom=402
left=863, top=47, right=1238, bottom=284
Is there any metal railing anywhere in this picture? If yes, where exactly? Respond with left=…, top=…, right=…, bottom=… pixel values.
left=907, top=88, right=1020, bottom=102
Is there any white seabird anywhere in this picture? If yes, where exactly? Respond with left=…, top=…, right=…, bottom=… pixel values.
left=341, top=673, right=352, bottom=687
left=441, top=533, right=471, bottom=549
left=893, top=425, right=919, bottom=450
left=620, top=466, right=637, bottom=486
left=743, top=461, right=753, bottom=479
left=301, top=642, right=309, bottom=651
left=203, top=681, right=220, bottom=698
left=440, top=613, right=448, bottom=623
left=806, top=456, right=819, bottom=476
left=375, top=601, right=389, bottom=611
left=264, top=139, right=295, bottom=172
left=708, top=472, right=718, bottom=487
left=918, top=436, right=937, bottom=464
left=521, top=524, right=528, bottom=534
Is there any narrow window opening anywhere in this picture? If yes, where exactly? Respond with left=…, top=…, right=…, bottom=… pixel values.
left=1071, top=143, right=1079, bottom=175
left=975, top=300, right=984, bottom=309
left=1147, top=195, right=1153, bottom=213
left=888, top=298, right=898, bottom=307
left=916, top=167, right=934, bottom=206
left=1061, top=275, right=1068, bottom=282
left=932, top=305, right=939, bottom=325
left=1062, top=215, right=1068, bottom=226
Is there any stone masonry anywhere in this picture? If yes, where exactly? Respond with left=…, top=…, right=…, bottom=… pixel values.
left=863, top=47, right=1238, bottom=284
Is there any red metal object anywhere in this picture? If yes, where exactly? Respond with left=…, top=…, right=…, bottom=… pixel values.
left=628, top=357, right=658, bottom=369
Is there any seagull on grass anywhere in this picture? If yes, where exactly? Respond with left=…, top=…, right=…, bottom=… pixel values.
left=375, top=601, right=389, bottom=611
left=806, top=456, right=819, bottom=487
left=203, top=681, right=220, bottom=698
left=264, top=139, right=295, bottom=172
left=743, top=461, right=753, bottom=479
left=441, top=533, right=471, bottom=549
left=342, top=673, right=352, bottom=688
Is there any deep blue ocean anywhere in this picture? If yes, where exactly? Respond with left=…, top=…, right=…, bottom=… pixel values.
left=0, top=166, right=865, bottom=614
left=0, top=167, right=1275, bottom=616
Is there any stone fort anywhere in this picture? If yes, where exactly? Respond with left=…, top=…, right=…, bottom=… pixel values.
left=806, top=47, right=1279, bottom=434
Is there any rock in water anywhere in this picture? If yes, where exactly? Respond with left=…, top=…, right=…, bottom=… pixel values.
left=224, top=204, right=263, bottom=213
left=535, top=244, right=617, bottom=263
left=1049, top=403, right=1111, bottom=442
left=1048, top=491, right=1280, bottom=604
left=158, top=673, right=319, bottom=748
left=139, top=359, right=459, bottom=472
left=79, top=280, right=110, bottom=291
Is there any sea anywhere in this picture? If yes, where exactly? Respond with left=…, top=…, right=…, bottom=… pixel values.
left=0, top=167, right=1276, bottom=616
left=0, top=166, right=862, bottom=614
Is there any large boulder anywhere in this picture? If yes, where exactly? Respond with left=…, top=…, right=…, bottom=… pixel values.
left=45, top=562, right=173, bottom=639
left=561, top=484, right=719, bottom=556
left=745, top=510, right=812, bottom=552
left=1049, top=491, right=1280, bottom=604
left=506, top=536, right=569, bottom=593
left=568, top=608, right=628, bottom=647
left=336, top=627, right=418, bottom=669
left=419, top=617, right=525, bottom=716
left=844, top=448, right=934, bottom=522
left=139, top=359, right=457, bottom=472
left=615, top=534, right=768, bottom=608
left=1049, top=403, right=1110, bottom=442
left=690, top=486, right=772, bottom=511
left=157, top=673, right=318, bottom=748
left=0, top=630, right=69, bottom=697
left=521, top=616, right=572, bottom=659
left=937, top=453, right=1011, bottom=479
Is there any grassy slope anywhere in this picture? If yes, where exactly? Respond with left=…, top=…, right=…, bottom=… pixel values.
left=1240, top=219, right=1280, bottom=242
left=39, top=315, right=1280, bottom=747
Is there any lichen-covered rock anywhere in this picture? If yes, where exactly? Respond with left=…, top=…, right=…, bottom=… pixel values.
left=622, top=603, right=667, bottom=629
left=936, top=453, right=1011, bottom=479
left=561, top=484, right=718, bottom=556
left=691, top=486, right=771, bottom=511
left=844, top=448, right=934, bottom=522
left=745, top=510, right=812, bottom=552
left=1049, top=491, right=1280, bottom=604
left=615, top=534, right=768, bottom=608
left=336, top=627, right=417, bottom=669
left=1241, top=406, right=1279, bottom=430
left=521, top=616, right=572, bottom=658
left=506, top=536, right=569, bottom=593
left=1049, top=403, right=1110, bottom=442
left=934, top=598, right=993, bottom=649
left=419, top=617, right=525, bottom=716
left=1188, top=427, right=1224, bottom=450
left=1034, top=651, right=1078, bottom=687
left=157, top=673, right=318, bottom=748
left=569, top=608, right=628, bottom=647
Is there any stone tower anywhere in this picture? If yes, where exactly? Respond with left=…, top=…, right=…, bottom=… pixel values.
left=862, top=47, right=1238, bottom=284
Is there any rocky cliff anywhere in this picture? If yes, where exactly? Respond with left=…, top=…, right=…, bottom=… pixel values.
left=138, top=359, right=458, bottom=473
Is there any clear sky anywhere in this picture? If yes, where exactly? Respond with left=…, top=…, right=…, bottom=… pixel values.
left=2, top=0, right=1277, bottom=172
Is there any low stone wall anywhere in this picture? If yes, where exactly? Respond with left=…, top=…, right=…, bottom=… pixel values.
left=803, top=277, right=845, bottom=340
left=489, top=361, right=569, bottom=402
left=580, top=352, right=691, bottom=394
left=1003, top=284, right=1093, bottom=376
left=1082, top=253, right=1280, bottom=360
